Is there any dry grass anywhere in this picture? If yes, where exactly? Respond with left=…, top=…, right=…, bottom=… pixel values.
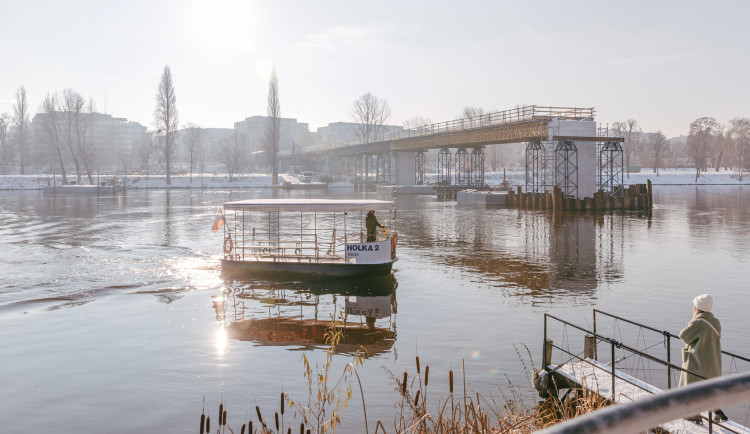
left=199, top=329, right=608, bottom=433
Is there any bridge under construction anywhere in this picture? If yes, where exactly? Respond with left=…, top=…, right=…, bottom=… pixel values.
left=284, top=105, right=625, bottom=200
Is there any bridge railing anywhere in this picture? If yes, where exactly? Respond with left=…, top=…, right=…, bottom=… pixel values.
left=298, top=105, right=596, bottom=155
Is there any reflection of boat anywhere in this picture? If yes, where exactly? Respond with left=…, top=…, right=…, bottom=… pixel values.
left=219, top=278, right=398, bottom=357
left=219, top=199, right=398, bottom=279
left=283, top=273, right=398, bottom=296
left=225, top=316, right=396, bottom=357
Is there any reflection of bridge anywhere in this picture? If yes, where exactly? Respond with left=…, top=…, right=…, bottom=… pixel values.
left=284, top=106, right=625, bottom=199
left=401, top=209, right=624, bottom=304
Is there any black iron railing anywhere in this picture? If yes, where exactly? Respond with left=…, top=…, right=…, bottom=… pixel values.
left=544, top=311, right=749, bottom=432
left=593, top=309, right=750, bottom=389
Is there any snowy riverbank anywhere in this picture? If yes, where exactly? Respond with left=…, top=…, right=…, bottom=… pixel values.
left=0, top=168, right=748, bottom=190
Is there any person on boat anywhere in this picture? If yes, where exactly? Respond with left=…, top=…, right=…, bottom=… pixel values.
left=679, top=294, right=728, bottom=423
left=365, top=210, right=384, bottom=242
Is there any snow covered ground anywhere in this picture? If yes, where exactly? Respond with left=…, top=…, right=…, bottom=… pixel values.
left=0, top=168, right=748, bottom=190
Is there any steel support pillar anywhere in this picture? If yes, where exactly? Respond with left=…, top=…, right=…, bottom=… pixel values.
left=375, top=153, right=384, bottom=183
left=555, top=140, right=578, bottom=198
left=455, top=148, right=469, bottom=186
left=437, top=147, right=451, bottom=186
left=364, top=154, right=372, bottom=186
left=390, top=152, right=399, bottom=185
left=470, top=147, right=485, bottom=187
left=415, top=151, right=426, bottom=185
left=598, top=141, right=624, bottom=197
left=525, top=140, right=546, bottom=194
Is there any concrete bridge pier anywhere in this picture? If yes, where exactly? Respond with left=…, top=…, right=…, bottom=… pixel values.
left=523, top=119, right=598, bottom=199
left=392, top=151, right=417, bottom=186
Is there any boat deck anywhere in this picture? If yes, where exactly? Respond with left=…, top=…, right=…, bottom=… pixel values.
left=550, top=358, right=750, bottom=433
left=225, top=253, right=350, bottom=264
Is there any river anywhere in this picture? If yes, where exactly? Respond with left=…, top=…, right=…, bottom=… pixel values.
left=0, top=185, right=748, bottom=432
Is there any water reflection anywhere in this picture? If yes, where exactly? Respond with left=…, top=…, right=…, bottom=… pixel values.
left=214, top=274, right=398, bottom=357
left=400, top=207, right=626, bottom=304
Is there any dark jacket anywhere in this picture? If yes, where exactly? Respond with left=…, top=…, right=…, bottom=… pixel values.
left=679, top=311, right=722, bottom=386
left=365, top=213, right=383, bottom=241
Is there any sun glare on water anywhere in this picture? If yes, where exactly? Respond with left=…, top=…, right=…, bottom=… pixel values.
left=215, top=326, right=228, bottom=357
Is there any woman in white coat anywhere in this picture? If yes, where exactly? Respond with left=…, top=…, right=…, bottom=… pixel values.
left=679, top=294, right=727, bottom=423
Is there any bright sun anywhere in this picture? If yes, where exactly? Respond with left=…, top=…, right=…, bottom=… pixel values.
left=192, top=0, right=256, bottom=52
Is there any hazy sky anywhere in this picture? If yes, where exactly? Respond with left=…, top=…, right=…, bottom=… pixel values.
left=2, top=1, right=749, bottom=137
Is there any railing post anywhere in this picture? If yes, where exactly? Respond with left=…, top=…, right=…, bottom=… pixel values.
left=593, top=310, right=598, bottom=360
left=667, top=337, right=672, bottom=389
left=542, top=313, right=549, bottom=369
left=611, top=341, right=616, bottom=401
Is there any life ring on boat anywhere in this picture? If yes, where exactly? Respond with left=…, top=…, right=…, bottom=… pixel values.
left=223, top=237, right=233, bottom=254
left=391, top=233, right=398, bottom=259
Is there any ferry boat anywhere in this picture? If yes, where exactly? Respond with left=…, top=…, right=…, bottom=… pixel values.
left=218, top=199, right=397, bottom=279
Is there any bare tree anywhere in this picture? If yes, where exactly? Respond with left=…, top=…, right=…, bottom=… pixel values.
left=402, top=115, right=433, bottom=130
left=13, top=86, right=29, bottom=174
left=265, top=67, right=280, bottom=185
left=646, top=130, right=668, bottom=176
left=118, top=147, right=134, bottom=181
left=727, top=117, right=750, bottom=181
left=77, top=98, right=96, bottom=184
left=154, top=66, right=179, bottom=185
left=611, top=120, right=642, bottom=178
left=350, top=92, right=391, bottom=143
left=0, top=113, right=11, bottom=169
left=60, top=88, right=85, bottom=183
left=183, top=123, right=204, bottom=183
left=687, top=117, right=721, bottom=181
left=220, top=131, right=246, bottom=182
left=458, top=106, right=486, bottom=127
left=40, top=93, right=69, bottom=184
left=137, top=135, right=155, bottom=179
left=712, top=126, right=728, bottom=172
left=58, top=89, right=97, bottom=184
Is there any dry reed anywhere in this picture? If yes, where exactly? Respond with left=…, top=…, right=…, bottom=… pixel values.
left=199, top=332, right=606, bottom=432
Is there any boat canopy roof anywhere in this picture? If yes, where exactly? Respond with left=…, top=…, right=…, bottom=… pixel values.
left=223, top=199, right=395, bottom=212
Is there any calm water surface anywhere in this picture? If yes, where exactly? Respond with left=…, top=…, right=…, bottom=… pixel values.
left=1, top=186, right=748, bottom=432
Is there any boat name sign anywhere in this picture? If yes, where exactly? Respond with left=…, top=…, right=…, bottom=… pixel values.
left=345, top=240, right=391, bottom=264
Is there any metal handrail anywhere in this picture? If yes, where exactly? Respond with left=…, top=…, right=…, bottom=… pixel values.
left=544, top=313, right=707, bottom=403
left=545, top=314, right=701, bottom=376
left=538, top=372, right=750, bottom=434
left=594, top=309, right=750, bottom=364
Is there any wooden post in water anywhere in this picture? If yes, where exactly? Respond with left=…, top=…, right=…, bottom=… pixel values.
left=584, top=335, right=597, bottom=360
left=543, top=339, right=553, bottom=367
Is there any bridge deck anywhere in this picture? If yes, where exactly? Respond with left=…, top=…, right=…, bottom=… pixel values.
left=291, top=105, right=624, bottom=158
left=550, top=358, right=749, bottom=433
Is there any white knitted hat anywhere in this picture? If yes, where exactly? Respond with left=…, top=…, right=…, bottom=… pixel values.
left=693, top=294, right=713, bottom=312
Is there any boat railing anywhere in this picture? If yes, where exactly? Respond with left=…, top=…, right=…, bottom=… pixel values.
left=229, top=227, right=394, bottom=262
